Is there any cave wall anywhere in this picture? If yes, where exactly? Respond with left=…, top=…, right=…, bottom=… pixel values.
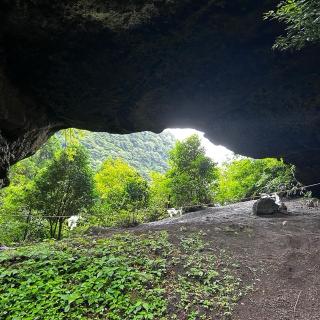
left=1, top=0, right=320, bottom=187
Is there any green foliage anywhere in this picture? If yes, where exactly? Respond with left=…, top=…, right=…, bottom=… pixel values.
left=147, top=172, right=171, bottom=221
left=215, top=158, right=297, bottom=204
left=0, top=231, right=248, bottom=319
left=265, top=0, right=320, bottom=50
left=0, top=127, right=301, bottom=245
left=32, top=145, right=95, bottom=240
left=167, top=134, right=218, bottom=207
left=95, top=158, right=149, bottom=210
left=94, top=158, right=149, bottom=226
left=114, top=210, right=141, bottom=228
left=80, top=131, right=176, bottom=178
left=60, top=129, right=88, bottom=159
left=0, top=137, right=62, bottom=245
left=173, top=231, right=248, bottom=318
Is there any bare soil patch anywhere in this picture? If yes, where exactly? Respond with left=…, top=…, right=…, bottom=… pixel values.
left=130, top=198, right=320, bottom=319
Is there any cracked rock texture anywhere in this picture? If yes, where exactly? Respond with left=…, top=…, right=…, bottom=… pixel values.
left=1, top=0, right=320, bottom=187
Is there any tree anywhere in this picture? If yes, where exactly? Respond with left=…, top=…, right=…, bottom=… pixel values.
left=149, top=172, right=171, bottom=208
left=147, top=172, right=171, bottom=221
left=32, top=145, right=94, bottom=240
left=0, top=167, right=35, bottom=244
left=32, top=136, right=62, bottom=168
left=265, top=0, right=320, bottom=50
left=80, top=131, right=176, bottom=177
left=215, top=157, right=297, bottom=204
left=0, top=136, right=62, bottom=244
left=167, top=134, right=217, bottom=207
left=95, top=158, right=149, bottom=211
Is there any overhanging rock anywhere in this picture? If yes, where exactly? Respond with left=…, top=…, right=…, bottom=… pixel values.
left=1, top=0, right=320, bottom=187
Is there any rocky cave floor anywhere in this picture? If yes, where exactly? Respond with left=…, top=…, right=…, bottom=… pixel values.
left=117, top=198, right=320, bottom=319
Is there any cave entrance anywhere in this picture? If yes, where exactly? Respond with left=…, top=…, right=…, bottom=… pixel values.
left=0, top=127, right=302, bottom=246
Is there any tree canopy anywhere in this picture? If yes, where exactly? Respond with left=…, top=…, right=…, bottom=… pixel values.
left=32, top=145, right=95, bottom=240
left=215, top=158, right=297, bottom=204
left=167, top=134, right=217, bottom=207
left=80, top=131, right=176, bottom=178
left=95, top=158, right=149, bottom=211
left=265, top=0, right=320, bottom=50
left=0, top=137, right=62, bottom=244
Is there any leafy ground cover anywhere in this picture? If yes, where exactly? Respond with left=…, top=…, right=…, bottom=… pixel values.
left=0, top=231, right=250, bottom=320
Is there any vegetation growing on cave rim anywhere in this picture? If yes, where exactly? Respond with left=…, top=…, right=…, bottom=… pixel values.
left=265, top=0, right=320, bottom=51
left=0, top=230, right=251, bottom=320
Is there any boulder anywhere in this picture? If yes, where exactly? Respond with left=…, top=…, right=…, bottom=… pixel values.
left=252, top=198, right=279, bottom=216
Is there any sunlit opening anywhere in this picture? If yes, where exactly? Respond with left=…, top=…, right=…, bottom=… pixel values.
left=164, top=128, right=234, bottom=165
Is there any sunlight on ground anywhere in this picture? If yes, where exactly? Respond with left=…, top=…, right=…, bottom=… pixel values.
left=165, top=128, right=234, bottom=165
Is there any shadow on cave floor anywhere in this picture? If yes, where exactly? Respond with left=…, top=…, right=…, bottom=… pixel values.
left=128, top=198, right=320, bottom=319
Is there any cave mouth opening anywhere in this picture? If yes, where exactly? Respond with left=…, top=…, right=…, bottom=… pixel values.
left=5, top=127, right=301, bottom=202
left=164, top=128, right=235, bottom=166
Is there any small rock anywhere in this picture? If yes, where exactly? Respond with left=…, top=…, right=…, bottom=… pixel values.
left=282, top=221, right=288, bottom=226
left=85, top=226, right=110, bottom=235
left=252, top=198, right=279, bottom=215
left=0, top=245, right=9, bottom=251
left=307, top=199, right=315, bottom=208
left=279, top=202, right=288, bottom=214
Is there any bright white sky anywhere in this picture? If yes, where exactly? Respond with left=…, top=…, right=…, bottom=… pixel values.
left=165, top=128, right=234, bottom=165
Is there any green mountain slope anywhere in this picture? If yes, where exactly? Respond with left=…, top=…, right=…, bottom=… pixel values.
left=81, top=131, right=176, bottom=177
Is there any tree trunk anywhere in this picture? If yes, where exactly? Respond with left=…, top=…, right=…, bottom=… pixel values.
left=57, top=218, right=64, bottom=240
left=23, top=209, right=32, bottom=241
left=52, top=220, right=58, bottom=238
left=49, top=220, right=54, bottom=238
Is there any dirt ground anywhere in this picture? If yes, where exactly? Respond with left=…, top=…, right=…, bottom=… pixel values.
left=134, top=198, right=320, bottom=320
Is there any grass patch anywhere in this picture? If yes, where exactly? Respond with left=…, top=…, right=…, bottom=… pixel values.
left=0, top=231, right=250, bottom=319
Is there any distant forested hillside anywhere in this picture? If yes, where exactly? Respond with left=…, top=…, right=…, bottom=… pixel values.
left=80, top=131, right=176, bottom=177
